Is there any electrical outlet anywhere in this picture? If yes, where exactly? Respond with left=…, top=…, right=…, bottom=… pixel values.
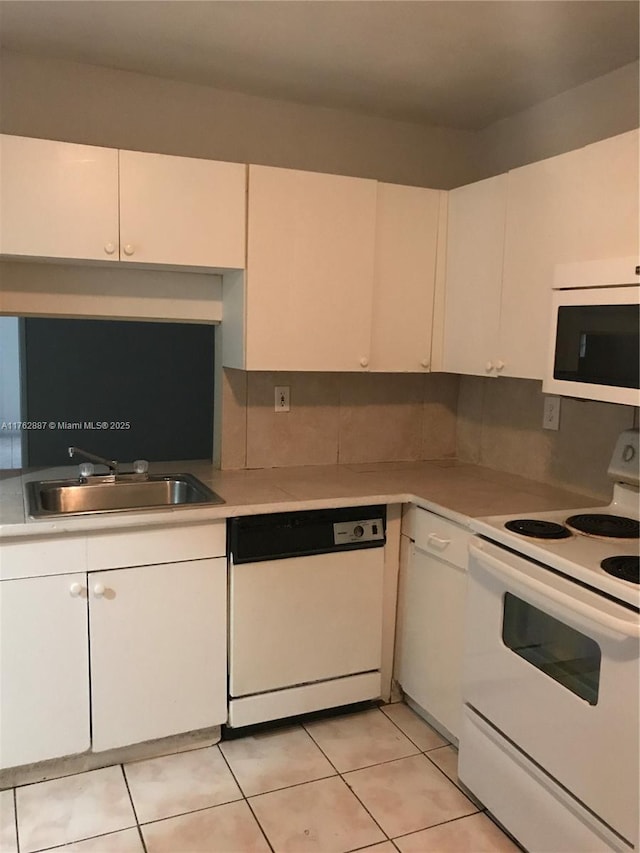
left=274, top=385, right=290, bottom=413
left=543, top=395, right=561, bottom=431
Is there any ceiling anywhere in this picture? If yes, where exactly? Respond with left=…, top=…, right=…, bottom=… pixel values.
left=0, top=1, right=637, bottom=130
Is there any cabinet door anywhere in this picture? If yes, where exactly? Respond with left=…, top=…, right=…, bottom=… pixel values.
left=501, top=148, right=585, bottom=380
left=442, top=174, right=507, bottom=376
left=119, top=150, right=246, bottom=269
left=566, top=130, right=639, bottom=268
left=499, top=132, right=639, bottom=381
left=370, top=183, right=442, bottom=372
left=0, top=135, right=119, bottom=262
left=0, top=573, right=90, bottom=768
left=89, top=558, right=226, bottom=752
left=245, top=165, right=377, bottom=371
left=397, top=542, right=467, bottom=740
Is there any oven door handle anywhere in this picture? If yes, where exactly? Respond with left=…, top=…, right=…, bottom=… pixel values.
left=470, top=542, right=640, bottom=641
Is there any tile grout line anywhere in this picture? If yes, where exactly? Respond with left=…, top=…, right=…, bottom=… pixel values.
left=216, top=742, right=276, bottom=853
left=378, top=704, right=450, bottom=753
left=119, top=764, right=148, bottom=853
left=30, top=826, right=141, bottom=853
left=135, top=824, right=148, bottom=853
left=421, top=749, right=483, bottom=810
left=122, top=745, right=245, bottom=831
left=5, top=736, right=221, bottom=799
left=238, top=770, right=340, bottom=799
left=300, top=722, right=392, bottom=845
left=12, top=787, right=20, bottom=853
left=15, top=706, right=503, bottom=853
left=329, top=770, right=393, bottom=848
left=390, top=809, right=490, bottom=843
left=243, top=796, right=277, bottom=853
left=130, top=796, right=245, bottom=832
left=303, top=708, right=482, bottom=848
left=379, top=706, right=484, bottom=807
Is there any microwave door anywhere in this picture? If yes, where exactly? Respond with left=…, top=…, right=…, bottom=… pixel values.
left=545, top=288, right=640, bottom=406
left=555, top=327, right=639, bottom=388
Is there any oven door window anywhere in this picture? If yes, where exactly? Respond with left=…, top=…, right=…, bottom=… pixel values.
left=502, top=593, right=601, bottom=705
left=553, top=303, right=639, bottom=389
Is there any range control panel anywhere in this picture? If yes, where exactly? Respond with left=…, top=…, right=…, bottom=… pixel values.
left=333, top=518, right=385, bottom=545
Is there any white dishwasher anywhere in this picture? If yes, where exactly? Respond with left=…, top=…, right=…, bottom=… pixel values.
left=227, top=506, right=386, bottom=728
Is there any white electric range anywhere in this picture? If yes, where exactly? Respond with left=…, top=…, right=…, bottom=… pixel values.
left=470, top=486, right=639, bottom=609
left=459, top=429, right=640, bottom=853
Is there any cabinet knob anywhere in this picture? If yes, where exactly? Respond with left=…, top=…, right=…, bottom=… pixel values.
left=359, top=357, right=369, bottom=368
left=420, top=359, right=430, bottom=369
left=104, top=242, right=116, bottom=255
left=494, top=360, right=505, bottom=371
left=485, top=361, right=494, bottom=372
left=69, top=582, right=84, bottom=598
left=93, top=583, right=106, bottom=598
left=123, top=244, right=135, bottom=256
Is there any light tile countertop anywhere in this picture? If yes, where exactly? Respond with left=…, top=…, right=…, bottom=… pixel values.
left=0, top=459, right=604, bottom=540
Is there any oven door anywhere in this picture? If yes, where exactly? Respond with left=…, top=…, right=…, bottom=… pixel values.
left=463, top=538, right=639, bottom=843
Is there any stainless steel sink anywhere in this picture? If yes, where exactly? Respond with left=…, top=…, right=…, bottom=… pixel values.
left=26, top=473, right=225, bottom=518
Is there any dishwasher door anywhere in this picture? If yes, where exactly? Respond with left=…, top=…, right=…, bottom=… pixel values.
left=229, top=547, right=384, bottom=698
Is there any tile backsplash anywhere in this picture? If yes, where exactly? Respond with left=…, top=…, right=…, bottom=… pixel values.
left=220, top=370, right=459, bottom=470
left=221, top=369, right=636, bottom=500
left=457, top=376, right=637, bottom=499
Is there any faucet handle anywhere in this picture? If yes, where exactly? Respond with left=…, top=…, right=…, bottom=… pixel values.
left=79, top=462, right=95, bottom=478
left=133, top=459, right=149, bottom=475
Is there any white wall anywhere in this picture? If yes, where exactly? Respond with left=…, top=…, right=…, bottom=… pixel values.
left=0, top=49, right=478, bottom=190
left=1, top=50, right=637, bottom=189
left=475, top=61, right=640, bottom=179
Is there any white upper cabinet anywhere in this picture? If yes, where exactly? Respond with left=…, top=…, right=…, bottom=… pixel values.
left=119, top=150, right=246, bottom=268
left=0, top=135, right=246, bottom=269
left=443, top=130, right=639, bottom=381
left=500, top=151, right=574, bottom=379
left=501, top=129, right=639, bottom=380
left=562, top=130, right=638, bottom=267
left=370, top=183, right=444, bottom=372
left=0, top=135, right=119, bottom=262
left=240, top=165, right=377, bottom=371
left=442, top=174, right=507, bottom=376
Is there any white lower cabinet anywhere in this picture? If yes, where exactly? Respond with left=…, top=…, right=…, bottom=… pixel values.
left=89, top=557, right=227, bottom=752
left=0, top=521, right=228, bottom=769
left=0, top=573, right=90, bottom=769
left=396, top=507, right=470, bottom=741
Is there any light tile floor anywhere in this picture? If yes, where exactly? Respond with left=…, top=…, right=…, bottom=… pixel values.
left=1, top=703, right=522, bottom=853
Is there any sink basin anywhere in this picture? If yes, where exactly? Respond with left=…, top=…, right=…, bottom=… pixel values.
left=26, top=473, right=225, bottom=518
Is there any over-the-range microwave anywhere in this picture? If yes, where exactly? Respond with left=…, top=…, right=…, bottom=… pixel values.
left=543, top=257, right=640, bottom=406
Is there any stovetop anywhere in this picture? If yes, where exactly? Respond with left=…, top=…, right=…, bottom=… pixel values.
left=471, top=483, right=640, bottom=608
left=471, top=430, right=640, bottom=607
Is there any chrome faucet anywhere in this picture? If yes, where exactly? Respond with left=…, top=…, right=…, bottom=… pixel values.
left=68, top=446, right=119, bottom=476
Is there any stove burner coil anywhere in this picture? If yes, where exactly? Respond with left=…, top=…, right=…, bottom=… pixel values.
left=566, top=514, right=640, bottom=539
left=505, top=519, right=572, bottom=540
left=600, top=556, right=640, bottom=584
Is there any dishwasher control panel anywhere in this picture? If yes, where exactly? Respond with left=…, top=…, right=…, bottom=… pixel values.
left=229, top=505, right=386, bottom=563
left=333, top=518, right=385, bottom=545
